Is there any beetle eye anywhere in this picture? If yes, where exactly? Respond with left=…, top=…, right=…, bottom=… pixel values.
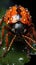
left=11, top=28, right=15, bottom=33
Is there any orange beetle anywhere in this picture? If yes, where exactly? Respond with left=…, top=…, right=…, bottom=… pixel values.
left=4, top=5, right=31, bottom=25
left=1, top=5, right=36, bottom=57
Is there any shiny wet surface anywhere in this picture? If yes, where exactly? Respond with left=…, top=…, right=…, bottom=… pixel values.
left=9, top=22, right=28, bottom=35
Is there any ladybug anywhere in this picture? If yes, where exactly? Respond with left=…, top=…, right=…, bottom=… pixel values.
left=0, top=5, right=36, bottom=57
left=3, top=5, right=31, bottom=35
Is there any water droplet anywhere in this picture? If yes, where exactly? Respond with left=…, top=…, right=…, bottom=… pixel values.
left=7, top=64, right=9, bottom=65
left=22, top=50, right=24, bottom=52
left=25, top=8, right=28, bottom=12
left=24, top=29, right=27, bottom=33
left=24, top=47, right=27, bottom=49
left=9, top=7, right=11, bottom=9
left=3, top=47, right=5, bottom=50
left=12, top=63, right=15, bottom=65
left=30, top=16, right=32, bottom=18
left=12, top=48, right=14, bottom=51
left=12, top=48, right=15, bottom=52
left=12, top=28, right=15, bottom=32
left=18, top=57, right=24, bottom=61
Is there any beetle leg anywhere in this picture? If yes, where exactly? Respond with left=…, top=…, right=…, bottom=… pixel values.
left=7, top=35, right=16, bottom=51
left=22, top=35, right=36, bottom=44
left=0, top=39, right=2, bottom=47
left=0, top=27, right=2, bottom=46
left=5, top=32, right=13, bottom=48
left=26, top=33, right=32, bottom=44
left=32, top=27, right=36, bottom=40
left=2, top=26, right=5, bottom=38
left=28, top=24, right=36, bottom=40
left=5, top=33, right=9, bottom=48
left=22, top=35, right=36, bottom=51
left=25, top=39, right=36, bottom=51
left=2, top=35, right=16, bottom=57
left=0, top=19, right=2, bottom=26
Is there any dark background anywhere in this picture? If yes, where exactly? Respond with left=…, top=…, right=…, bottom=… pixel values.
left=25, top=55, right=36, bottom=65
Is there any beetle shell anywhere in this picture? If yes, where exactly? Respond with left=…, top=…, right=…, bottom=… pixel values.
left=4, top=5, right=31, bottom=25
